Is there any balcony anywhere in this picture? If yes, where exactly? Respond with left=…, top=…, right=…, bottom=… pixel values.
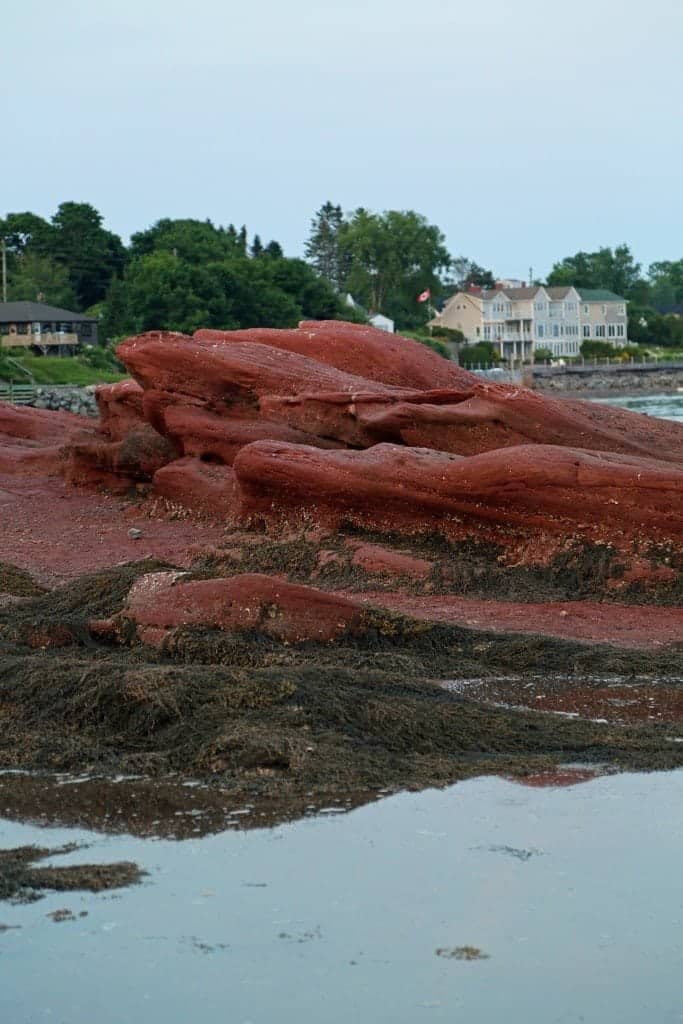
left=1, top=331, right=79, bottom=349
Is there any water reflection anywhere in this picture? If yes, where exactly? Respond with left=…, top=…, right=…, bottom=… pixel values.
left=1, top=770, right=682, bottom=1024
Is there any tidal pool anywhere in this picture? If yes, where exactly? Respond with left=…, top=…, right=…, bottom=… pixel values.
left=1, top=770, right=682, bottom=1023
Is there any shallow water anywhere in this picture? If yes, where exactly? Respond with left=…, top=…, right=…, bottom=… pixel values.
left=2, top=770, right=683, bottom=1023
left=590, top=391, right=683, bottom=422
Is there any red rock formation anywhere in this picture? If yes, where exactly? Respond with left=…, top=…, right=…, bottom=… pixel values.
left=0, top=402, right=95, bottom=444
left=117, top=331, right=402, bottom=403
left=233, top=440, right=683, bottom=544
left=195, top=319, right=476, bottom=389
left=95, top=380, right=146, bottom=440
left=0, top=401, right=97, bottom=476
left=153, top=457, right=238, bottom=514
left=64, top=424, right=178, bottom=493
left=92, top=571, right=367, bottom=646
left=161, top=404, right=344, bottom=465
left=349, top=542, right=434, bottom=581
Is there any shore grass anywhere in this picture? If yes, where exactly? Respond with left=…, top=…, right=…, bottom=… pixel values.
left=0, top=353, right=126, bottom=386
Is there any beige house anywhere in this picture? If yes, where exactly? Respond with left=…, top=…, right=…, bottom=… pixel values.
left=432, top=284, right=627, bottom=360
left=578, top=289, right=628, bottom=345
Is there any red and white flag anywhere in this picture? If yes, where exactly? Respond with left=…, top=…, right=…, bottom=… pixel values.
left=417, top=288, right=431, bottom=303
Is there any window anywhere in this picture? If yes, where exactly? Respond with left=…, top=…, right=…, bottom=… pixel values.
left=583, top=305, right=589, bottom=314
left=595, top=325, right=606, bottom=338
left=607, top=324, right=616, bottom=338
left=553, top=324, right=559, bottom=337
left=619, top=305, right=626, bottom=315
left=583, top=325, right=591, bottom=338
left=484, top=326, right=491, bottom=340
left=617, top=324, right=625, bottom=337
left=601, top=305, right=606, bottom=315
left=80, top=323, right=91, bottom=337
left=537, top=323, right=544, bottom=338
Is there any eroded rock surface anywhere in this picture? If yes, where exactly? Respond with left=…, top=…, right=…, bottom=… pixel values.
left=2, top=318, right=681, bottom=824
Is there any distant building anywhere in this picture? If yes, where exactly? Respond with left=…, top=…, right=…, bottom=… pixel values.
left=368, top=312, right=395, bottom=334
left=431, top=284, right=627, bottom=360
left=0, top=301, right=97, bottom=352
left=344, top=294, right=395, bottom=333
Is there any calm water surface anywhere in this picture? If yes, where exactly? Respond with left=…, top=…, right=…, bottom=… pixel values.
left=591, top=392, right=683, bottom=422
left=2, top=770, right=683, bottom=1023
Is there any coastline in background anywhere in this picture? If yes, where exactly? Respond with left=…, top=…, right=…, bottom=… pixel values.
left=589, top=392, right=683, bottom=423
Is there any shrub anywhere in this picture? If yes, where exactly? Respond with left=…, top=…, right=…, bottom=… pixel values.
left=458, top=342, right=500, bottom=367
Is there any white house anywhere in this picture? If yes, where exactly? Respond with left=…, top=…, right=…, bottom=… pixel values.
left=432, top=284, right=627, bottom=359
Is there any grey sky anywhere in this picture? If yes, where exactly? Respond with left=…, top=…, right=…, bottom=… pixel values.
left=4, top=0, right=682, bottom=279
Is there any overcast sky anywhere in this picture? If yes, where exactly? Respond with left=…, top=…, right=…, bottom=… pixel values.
left=4, top=0, right=682, bottom=278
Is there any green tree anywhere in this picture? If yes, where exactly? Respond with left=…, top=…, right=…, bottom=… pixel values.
left=7, top=253, right=77, bottom=308
left=0, top=211, right=52, bottom=258
left=648, top=260, right=683, bottom=307
left=266, top=258, right=343, bottom=320
left=250, top=234, right=264, bottom=258
left=547, top=245, right=642, bottom=298
left=46, top=202, right=127, bottom=309
left=107, top=252, right=235, bottom=335
left=304, top=201, right=346, bottom=290
left=338, top=208, right=451, bottom=328
left=130, top=218, right=243, bottom=264
left=450, top=257, right=496, bottom=291
left=264, top=240, right=284, bottom=259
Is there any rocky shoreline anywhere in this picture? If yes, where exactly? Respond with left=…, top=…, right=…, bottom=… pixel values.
left=0, top=320, right=681, bottom=827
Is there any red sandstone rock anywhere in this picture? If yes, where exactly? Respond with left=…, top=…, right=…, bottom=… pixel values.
left=116, top=329, right=683, bottom=466
left=351, top=592, right=683, bottom=649
left=0, top=402, right=98, bottom=477
left=350, top=542, right=434, bottom=581
left=95, top=380, right=145, bottom=440
left=0, top=401, right=95, bottom=444
left=94, top=571, right=367, bottom=645
left=153, top=457, right=238, bottom=515
left=267, top=383, right=683, bottom=464
left=233, top=440, right=683, bottom=544
left=161, top=404, right=343, bottom=465
left=64, top=424, right=177, bottom=492
left=195, top=319, right=476, bottom=389
left=117, top=331, right=402, bottom=404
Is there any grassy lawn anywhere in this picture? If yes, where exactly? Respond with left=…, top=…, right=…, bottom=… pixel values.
left=0, top=352, right=126, bottom=386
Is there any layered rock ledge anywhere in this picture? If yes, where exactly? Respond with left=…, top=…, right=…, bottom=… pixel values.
left=0, top=320, right=682, bottom=817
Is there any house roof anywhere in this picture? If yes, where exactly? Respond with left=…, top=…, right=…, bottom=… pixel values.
left=545, top=286, right=574, bottom=300
left=0, top=301, right=94, bottom=323
left=577, top=289, right=626, bottom=303
left=481, top=286, right=541, bottom=300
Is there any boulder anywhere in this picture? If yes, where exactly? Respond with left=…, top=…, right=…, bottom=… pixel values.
left=95, top=380, right=146, bottom=440
left=92, top=570, right=367, bottom=646
left=153, top=456, right=238, bottom=515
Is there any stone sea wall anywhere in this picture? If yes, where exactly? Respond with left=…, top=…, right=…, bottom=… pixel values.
left=25, top=386, right=99, bottom=417
left=534, top=364, right=683, bottom=393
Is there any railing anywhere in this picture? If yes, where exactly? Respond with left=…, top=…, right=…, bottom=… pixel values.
left=533, top=358, right=683, bottom=375
left=0, top=382, right=39, bottom=404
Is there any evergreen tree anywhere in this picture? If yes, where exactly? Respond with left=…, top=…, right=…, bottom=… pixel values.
left=250, top=234, right=264, bottom=258
left=304, top=201, right=346, bottom=290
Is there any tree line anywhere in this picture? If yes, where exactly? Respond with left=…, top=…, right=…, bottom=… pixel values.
left=1, top=201, right=682, bottom=347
